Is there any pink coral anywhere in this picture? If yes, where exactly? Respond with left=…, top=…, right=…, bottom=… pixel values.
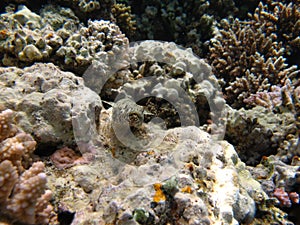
left=244, top=85, right=282, bottom=110
left=0, top=109, right=56, bottom=224
left=244, top=79, right=300, bottom=113
left=0, top=109, right=17, bottom=142
left=273, top=188, right=292, bottom=207
left=50, top=146, right=87, bottom=169
left=273, top=188, right=299, bottom=208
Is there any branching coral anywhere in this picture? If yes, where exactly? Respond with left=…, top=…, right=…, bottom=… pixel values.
left=207, top=1, right=299, bottom=108
left=249, top=1, right=300, bottom=65
left=112, top=3, right=136, bottom=39
left=0, top=109, right=17, bottom=141
left=0, top=109, right=56, bottom=224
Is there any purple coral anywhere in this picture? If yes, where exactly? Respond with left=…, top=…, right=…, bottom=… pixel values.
left=244, top=85, right=282, bottom=110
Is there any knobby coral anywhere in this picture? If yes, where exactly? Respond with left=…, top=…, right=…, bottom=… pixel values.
left=111, top=3, right=136, bottom=39
left=0, top=109, right=56, bottom=224
left=0, top=6, right=129, bottom=75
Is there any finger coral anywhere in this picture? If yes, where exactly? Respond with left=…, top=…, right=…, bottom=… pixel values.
left=0, top=109, right=56, bottom=224
left=111, top=3, right=136, bottom=39
left=207, top=1, right=300, bottom=108
left=0, top=109, right=17, bottom=141
left=0, top=6, right=129, bottom=76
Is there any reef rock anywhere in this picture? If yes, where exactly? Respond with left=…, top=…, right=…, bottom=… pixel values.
left=46, top=123, right=290, bottom=224
left=0, top=63, right=102, bottom=150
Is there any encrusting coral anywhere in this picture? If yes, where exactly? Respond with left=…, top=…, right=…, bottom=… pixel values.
left=225, top=105, right=298, bottom=165
left=0, top=108, right=56, bottom=224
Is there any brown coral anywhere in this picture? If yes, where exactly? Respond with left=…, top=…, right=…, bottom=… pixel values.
left=112, top=3, right=136, bottom=39
left=207, top=1, right=300, bottom=108
left=250, top=1, right=300, bottom=65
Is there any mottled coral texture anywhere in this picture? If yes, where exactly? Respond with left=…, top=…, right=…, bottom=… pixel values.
left=273, top=187, right=299, bottom=208
left=0, top=109, right=56, bottom=224
left=50, top=146, right=86, bottom=169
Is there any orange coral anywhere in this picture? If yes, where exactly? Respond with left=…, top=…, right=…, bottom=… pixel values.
left=0, top=29, right=10, bottom=39
left=181, top=186, right=193, bottom=194
left=153, top=183, right=166, bottom=203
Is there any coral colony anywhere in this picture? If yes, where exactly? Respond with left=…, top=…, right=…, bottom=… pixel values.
left=0, top=0, right=299, bottom=224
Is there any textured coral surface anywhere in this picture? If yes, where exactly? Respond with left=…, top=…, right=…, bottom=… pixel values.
left=0, top=109, right=56, bottom=224
left=0, top=0, right=299, bottom=224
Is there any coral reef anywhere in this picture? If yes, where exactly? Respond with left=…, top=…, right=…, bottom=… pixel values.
left=122, top=0, right=218, bottom=56
left=0, top=0, right=299, bottom=224
left=117, top=0, right=264, bottom=56
left=0, top=109, right=56, bottom=224
left=46, top=125, right=292, bottom=224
